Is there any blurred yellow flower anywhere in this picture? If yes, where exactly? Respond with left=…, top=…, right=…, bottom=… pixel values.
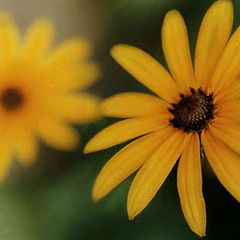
left=0, top=13, right=100, bottom=181
left=84, top=0, right=240, bottom=237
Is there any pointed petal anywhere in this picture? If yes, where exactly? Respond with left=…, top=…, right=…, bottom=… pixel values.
left=202, top=129, right=240, bottom=202
left=127, top=130, right=187, bottom=219
left=93, top=127, right=176, bottom=202
left=162, top=10, right=195, bottom=93
left=194, top=0, right=233, bottom=89
left=84, top=114, right=170, bottom=153
left=15, top=131, right=38, bottom=166
left=22, top=19, right=54, bottom=60
left=0, top=13, right=19, bottom=59
left=110, top=44, right=178, bottom=102
left=101, top=92, right=168, bottom=118
left=36, top=120, right=79, bottom=150
left=208, top=25, right=240, bottom=94
left=177, top=133, right=206, bottom=237
left=208, top=118, right=240, bottom=155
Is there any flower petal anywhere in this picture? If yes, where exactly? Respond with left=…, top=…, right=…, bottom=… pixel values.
left=110, top=44, right=178, bottom=102
left=48, top=38, right=92, bottom=64
left=54, top=94, right=100, bottom=124
left=208, top=25, right=240, bottom=94
left=93, top=127, right=175, bottom=202
left=208, top=118, right=240, bottom=155
left=0, top=143, right=12, bottom=183
left=202, top=129, right=240, bottom=202
left=0, top=13, right=19, bottom=60
left=177, top=133, right=206, bottom=237
left=84, top=114, right=169, bottom=153
left=22, top=19, right=54, bottom=60
left=215, top=101, right=240, bottom=121
left=15, top=131, right=38, bottom=166
left=162, top=10, right=195, bottom=93
left=127, top=130, right=187, bottom=219
left=194, top=0, right=233, bottom=89
left=36, top=120, right=79, bottom=150
left=101, top=92, right=168, bottom=118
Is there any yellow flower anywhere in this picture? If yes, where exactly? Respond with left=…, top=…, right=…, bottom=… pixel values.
left=84, top=0, right=240, bottom=237
left=0, top=13, right=100, bottom=181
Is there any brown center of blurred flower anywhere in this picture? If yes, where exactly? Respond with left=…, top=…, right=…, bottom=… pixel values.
left=1, top=87, right=24, bottom=111
left=168, top=88, right=215, bottom=132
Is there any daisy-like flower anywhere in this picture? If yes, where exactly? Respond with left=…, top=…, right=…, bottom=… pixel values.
left=84, top=0, right=240, bottom=237
left=0, top=13, right=100, bottom=181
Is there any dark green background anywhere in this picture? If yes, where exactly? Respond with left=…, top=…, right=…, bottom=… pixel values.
left=1, top=0, right=240, bottom=239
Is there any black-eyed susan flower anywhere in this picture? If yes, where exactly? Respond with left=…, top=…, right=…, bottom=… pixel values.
left=0, top=13, right=100, bottom=181
left=84, top=0, right=240, bottom=237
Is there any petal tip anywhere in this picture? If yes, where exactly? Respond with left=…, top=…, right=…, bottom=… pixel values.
left=92, top=193, right=100, bottom=203
left=110, top=44, right=133, bottom=59
left=83, top=144, right=91, bottom=154
left=164, top=9, right=181, bottom=20
left=127, top=212, right=136, bottom=221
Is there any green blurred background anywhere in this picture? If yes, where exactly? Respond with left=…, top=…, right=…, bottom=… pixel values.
left=1, top=0, right=240, bottom=239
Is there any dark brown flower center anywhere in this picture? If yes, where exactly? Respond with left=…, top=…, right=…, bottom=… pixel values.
left=168, top=88, right=214, bottom=132
left=1, top=87, right=24, bottom=111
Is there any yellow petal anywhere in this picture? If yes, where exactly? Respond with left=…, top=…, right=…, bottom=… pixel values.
left=162, top=10, right=195, bottom=93
left=127, top=130, right=187, bottom=219
left=207, top=118, right=240, bottom=155
left=54, top=94, right=100, bottom=124
left=93, top=127, right=176, bottom=202
left=101, top=92, right=168, bottom=118
left=177, top=133, right=206, bottom=237
left=45, top=62, right=99, bottom=92
left=110, top=44, right=178, bottom=102
left=215, top=101, right=240, bottom=121
left=84, top=114, right=170, bottom=153
left=194, top=0, right=233, bottom=89
left=202, top=129, right=240, bottom=202
left=22, top=19, right=54, bottom=60
left=208, top=25, right=240, bottom=94
left=36, top=120, right=79, bottom=150
left=0, top=144, right=12, bottom=183
left=48, top=38, right=92, bottom=64
left=15, top=131, right=38, bottom=166
left=0, top=13, right=19, bottom=59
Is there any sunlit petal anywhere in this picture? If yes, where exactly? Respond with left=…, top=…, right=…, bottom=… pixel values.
left=194, top=0, right=233, bottom=89
left=111, top=44, right=178, bottom=102
left=162, top=10, right=195, bottom=93
left=208, top=25, right=240, bottom=94
left=101, top=92, right=169, bottom=118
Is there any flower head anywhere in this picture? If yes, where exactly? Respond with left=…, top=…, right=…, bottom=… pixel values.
left=84, top=0, right=240, bottom=237
left=0, top=13, right=100, bottom=181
